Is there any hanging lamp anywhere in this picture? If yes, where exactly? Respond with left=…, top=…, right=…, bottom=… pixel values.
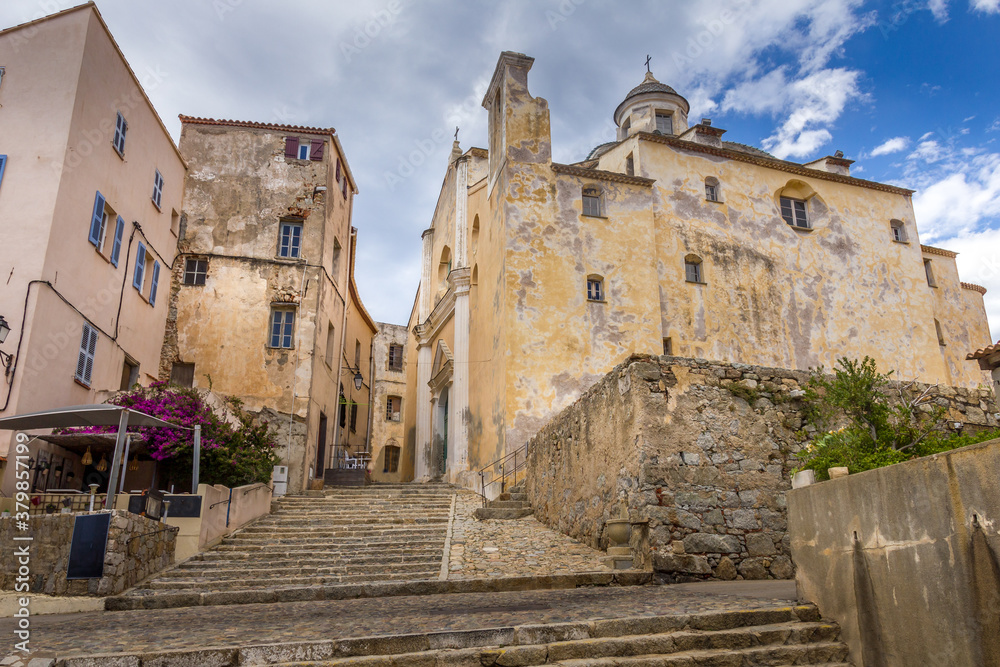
left=95, top=454, right=108, bottom=472
left=81, top=446, right=93, bottom=466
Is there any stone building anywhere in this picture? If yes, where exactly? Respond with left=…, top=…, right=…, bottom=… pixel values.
left=0, top=4, right=185, bottom=497
left=160, top=117, right=376, bottom=494
left=368, top=322, right=410, bottom=482
left=403, top=51, right=993, bottom=492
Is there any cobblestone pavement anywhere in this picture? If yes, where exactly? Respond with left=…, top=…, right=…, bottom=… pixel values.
left=448, top=491, right=612, bottom=579
left=1, top=583, right=797, bottom=659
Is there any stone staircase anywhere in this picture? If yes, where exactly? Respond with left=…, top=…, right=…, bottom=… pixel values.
left=474, top=482, right=533, bottom=520
left=57, top=603, right=853, bottom=666
left=271, top=606, right=849, bottom=666
left=124, top=483, right=455, bottom=597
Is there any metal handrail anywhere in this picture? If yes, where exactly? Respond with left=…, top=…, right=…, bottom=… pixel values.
left=477, top=443, right=529, bottom=507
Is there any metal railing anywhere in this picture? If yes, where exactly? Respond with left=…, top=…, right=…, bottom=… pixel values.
left=23, top=492, right=108, bottom=515
left=477, top=443, right=529, bottom=507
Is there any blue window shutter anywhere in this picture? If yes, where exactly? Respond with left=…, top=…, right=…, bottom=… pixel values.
left=110, top=216, right=125, bottom=267
left=0, top=155, right=7, bottom=192
left=149, top=261, right=160, bottom=306
left=133, top=242, right=146, bottom=290
left=89, top=191, right=105, bottom=246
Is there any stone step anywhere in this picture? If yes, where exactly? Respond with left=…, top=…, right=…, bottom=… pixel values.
left=156, top=561, right=442, bottom=582
left=143, top=569, right=441, bottom=590
left=551, top=643, right=850, bottom=666
left=241, top=519, right=449, bottom=531
left=169, top=556, right=443, bottom=577
left=473, top=507, right=533, bottom=520
left=193, top=547, right=443, bottom=563
left=223, top=528, right=448, bottom=541
left=207, top=541, right=446, bottom=554
left=486, top=500, right=531, bottom=509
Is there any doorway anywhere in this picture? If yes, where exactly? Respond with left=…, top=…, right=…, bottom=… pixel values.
left=316, top=412, right=328, bottom=474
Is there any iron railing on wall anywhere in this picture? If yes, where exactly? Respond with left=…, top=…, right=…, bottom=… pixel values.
left=476, top=443, right=529, bottom=507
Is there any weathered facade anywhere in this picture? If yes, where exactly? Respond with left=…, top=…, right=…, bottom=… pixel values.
left=369, top=322, right=410, bottom=482
left=161, top=117, right=376, bottom=494
left=404, top=51, right=993, bottom=492
left=0, top=4, right=185, bottom=497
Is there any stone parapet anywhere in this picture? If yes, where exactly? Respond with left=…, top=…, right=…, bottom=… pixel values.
left=525, top=354, right=997, bottom=583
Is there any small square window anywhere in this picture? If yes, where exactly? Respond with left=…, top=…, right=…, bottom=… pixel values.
left=152, top=170, right=164, bottom=209
left=297, top=143, right=310, bottom=160
left=270, top=308, right=295, bottom=348
left=170, top=362, right=195, bottom=388
left=891, top=220, right=907, bottom=243
left=113, top=112, right=127, bottom=156
left=780, top=196, right=809, bottom=229
left=587, top=278, right=603, bottom=301
left=924, top=259, right=937, bottom=287
left=662, top=337, right=673, bottom=355
left=625, top=153, right=635, bottom=177
left=183, top=258, right=208, bottom=285
left=706, top=184, right=719, bottom=202
left=278, top=222, right=303, bottom=258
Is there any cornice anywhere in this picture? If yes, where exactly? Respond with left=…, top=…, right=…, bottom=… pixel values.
left=921, top=244, right=958, bottom=258
left=638, top=132, right=915, bottom=196
left=961, top=282, right=987, bottom=295
left=551, top=163, right=656, bottom=187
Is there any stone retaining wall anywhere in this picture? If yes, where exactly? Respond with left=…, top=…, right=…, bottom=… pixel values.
left=0, top=509, right=177, bottom=596
left=525, top=354, right=997, bottom=583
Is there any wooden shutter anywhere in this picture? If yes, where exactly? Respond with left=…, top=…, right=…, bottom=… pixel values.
left=0, top=155, right=7, bottom=191
left=285, top=137, right=299, bottom=159
left=133, top=242, right=146, bottom=290
left=310, top=139, right=324, bottom=161
left=149, top=261, right=161, bottom=306
left=89, top=191, right=106, bottom=246
left=110, top=216, right=125, bottom=267
left=336, top=159, right=341, bottom=182
left=76, top=324, right=98, bottom=384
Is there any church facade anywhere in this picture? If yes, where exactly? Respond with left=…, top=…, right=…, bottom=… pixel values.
left=403, top=51, right=992, bottom=490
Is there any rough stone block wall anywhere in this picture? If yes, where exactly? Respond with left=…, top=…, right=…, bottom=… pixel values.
left=0, top=510, right=177, bottom=596
left=526, top=354, right=997, bottom=583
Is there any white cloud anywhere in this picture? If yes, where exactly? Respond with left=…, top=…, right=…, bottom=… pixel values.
left=971, top=0, right=1000, bottom=13
left=913, top=153, right=1000, bottom=240
left=934, top=227, right=1000, bottom=343
left=754, top=68, right=864, bottom=159
left=908, top=140, right=946, bottom=162
left=870, top=136, right=910, bottom=157
left=989, top=118, right=1000, bottom=132
left=928, top=0, right=950, bottom=21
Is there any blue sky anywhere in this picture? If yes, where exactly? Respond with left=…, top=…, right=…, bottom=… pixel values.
left=2, top=0, right=997, bottom=344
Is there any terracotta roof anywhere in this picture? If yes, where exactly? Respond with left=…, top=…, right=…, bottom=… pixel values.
left=179, top=115, right=335, bottom=136
left=967, top=340, right=1000, bottom=361
left=921, top=244, right=958, bottom=258
left=639, top=132, right=915, bottom=196
left=552, top=162, right=655, bottom=186
left=723, top=141, right=776, bottom=159
left=962, top=282, right=988, bottom=295
left=586, top=141, right=620, bottom=161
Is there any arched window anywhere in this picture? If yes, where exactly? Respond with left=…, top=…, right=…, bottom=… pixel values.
left=890, top=219, right=907, bottom=243
left=438, top=246, right=452, bottom=286
left=586, top=274, right=604, bottom=302
left=705, top=177, right=721, bottom=202
left=582, top=186, right=602, bottom=217
left=684, top=255, right=704, bottom=283
left=777, top=180, right=817, bottom=230
left=471, top=215, right=480, bottom=256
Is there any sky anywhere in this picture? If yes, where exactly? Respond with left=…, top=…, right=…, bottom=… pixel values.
left=3, top=0, right=999, bottom=344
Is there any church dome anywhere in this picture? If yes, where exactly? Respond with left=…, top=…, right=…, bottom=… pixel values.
left=614, top=71, right=690, bottom=139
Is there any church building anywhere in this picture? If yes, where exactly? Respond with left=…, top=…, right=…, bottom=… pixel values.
left=403, top=51, right=992, bottom=490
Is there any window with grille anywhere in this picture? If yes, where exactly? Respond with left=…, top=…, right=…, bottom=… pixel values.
left=780, top=196, right=809, bottom=229
left=388, top=344, right=404, bottom=371
left=183, top=258, right=208, bottom=285
left=269, top=308, right=295, bottom=348
left=386, top=396, right=401, bottom=421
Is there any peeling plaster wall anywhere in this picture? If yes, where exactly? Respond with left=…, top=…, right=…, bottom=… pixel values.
left=370, top=323, right=409, bottom=481
left=164, top=123, right=362, bottom=493
left=627, top=139, right=990, bottom=388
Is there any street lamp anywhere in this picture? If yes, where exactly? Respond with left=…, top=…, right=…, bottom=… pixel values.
left=353, top=370, right=363, bottom=390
